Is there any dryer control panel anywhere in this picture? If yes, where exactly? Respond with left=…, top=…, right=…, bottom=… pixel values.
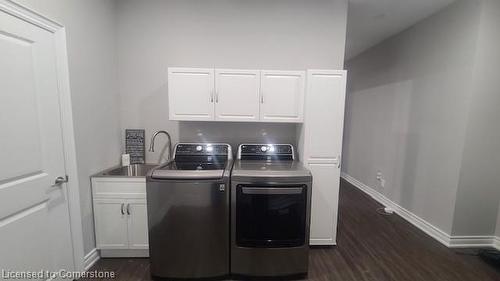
left=238, top=144, right=294, bottom=160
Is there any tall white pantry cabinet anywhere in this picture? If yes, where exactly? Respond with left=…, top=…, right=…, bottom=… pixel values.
left=298, top=70, right=347, bottom=245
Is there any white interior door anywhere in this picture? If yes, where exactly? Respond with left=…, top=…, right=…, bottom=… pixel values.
left=215, top=69, right=260, bottom=121
left=168, top=67, right=215, bottom=121
left=0, top=9, right=75, bottom=276
left=260, top=70, right=305, bottom=123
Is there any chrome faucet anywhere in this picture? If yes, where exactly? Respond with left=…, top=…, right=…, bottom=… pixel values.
left=149, top=130, right=173, bottom=162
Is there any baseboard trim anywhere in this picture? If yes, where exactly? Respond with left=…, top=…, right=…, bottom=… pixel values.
left=84, top=248, right=100, bottom=271
left=100, top=249, right=149, bottom=258
left=310, top=238, right=336, bottom=246
left=341, top=173, right=499, bottom=250
left=449, top=236, right=496, bottom=248
left=494, top=237, right=500, bottom=250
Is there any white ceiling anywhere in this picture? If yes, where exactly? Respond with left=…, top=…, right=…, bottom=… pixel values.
left=346, top=0, right=456, bottom=60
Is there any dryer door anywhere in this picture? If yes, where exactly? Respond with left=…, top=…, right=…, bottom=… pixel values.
left=236, top=184, right=307, bottom=248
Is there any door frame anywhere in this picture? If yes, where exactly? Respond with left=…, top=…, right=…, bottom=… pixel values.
left=0, top=0, right=85, bottom=271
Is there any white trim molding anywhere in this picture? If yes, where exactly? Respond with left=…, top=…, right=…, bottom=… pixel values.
left=0, top=0, right=61, bottom=31
left=0, top=0, right=86, bottom=272
left=494, top=237, right=500, bottom=251
left=341, top=172, right=500, bottom=250
left=310, top=238, right=336, bottom=246
left=449, top=236, right=496, bottom=248
left=84, top=249, right=100, bottom=271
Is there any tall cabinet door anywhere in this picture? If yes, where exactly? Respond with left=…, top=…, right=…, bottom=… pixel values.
left=127, top=200, right=149, bottom=249
left=94, top=199, right=129, bottom=249
left=215, top=69, right=260, bottom=121
left=308, top=163, right=340, bottom=245
left=168, top=67, right=215, bottom=121
left=299, top=70, right=347, bottom=245
left=260, top=70, right=305, bottom=123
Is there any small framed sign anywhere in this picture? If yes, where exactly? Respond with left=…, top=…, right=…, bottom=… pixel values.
left=125, top=129, right=145, bottom=164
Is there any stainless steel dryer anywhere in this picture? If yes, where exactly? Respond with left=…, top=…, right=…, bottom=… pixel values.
left=146, top=143, right=232, bottom=279
left=231, top=144, right=312, bottom=278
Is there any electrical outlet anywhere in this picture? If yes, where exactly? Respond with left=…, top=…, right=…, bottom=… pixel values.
left=376, top=171, right=385, bottom=188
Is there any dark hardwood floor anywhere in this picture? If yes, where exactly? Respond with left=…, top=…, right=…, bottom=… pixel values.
left=85, top=179, right=500, bottom=281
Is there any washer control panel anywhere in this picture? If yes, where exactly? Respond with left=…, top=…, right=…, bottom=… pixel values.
left=175, top=143, right=229, bottom=156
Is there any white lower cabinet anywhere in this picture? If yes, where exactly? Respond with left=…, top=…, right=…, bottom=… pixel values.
left=308, top=162, right=340, bottom=245
left=91, top=178, right=149, bottom=257
left=127, top=200, right=149, bottom=249
left=93, top=199, right=129, bottom=249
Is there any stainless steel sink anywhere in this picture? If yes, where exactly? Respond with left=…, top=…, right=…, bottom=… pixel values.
left=98, top=164, right=158, bottom=177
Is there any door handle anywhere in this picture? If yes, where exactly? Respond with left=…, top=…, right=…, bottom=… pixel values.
left=120, top=203, right=125, bottom=215
left=241, top=187, right=303, bottom=195
left=52, top=175, right=68, bottom=187
left=126, top=203, right=131, bottom=215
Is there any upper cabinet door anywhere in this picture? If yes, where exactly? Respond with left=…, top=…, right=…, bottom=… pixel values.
left=305, top=70, right=347, bottom=159
left=260, top=70, right=305, bottom=123
left=168, top=67, right=215, bottom=121
left=215, top=69, right=260, bottom=121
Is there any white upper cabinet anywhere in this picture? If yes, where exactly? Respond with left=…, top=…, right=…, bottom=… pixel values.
left=215, top=69, right=260, bottom=121
left=260, top=70, right=305, bottom=123
left=168, top=68, right=215, bottom=121
left=167, top=68, right=305, bottom=122
left=305, top=70, right=346, bottom=159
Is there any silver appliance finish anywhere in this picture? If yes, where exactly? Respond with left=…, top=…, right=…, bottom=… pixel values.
left=146, top=143, right=232, bottom=279
left=231, top=144, right=312, bottom=277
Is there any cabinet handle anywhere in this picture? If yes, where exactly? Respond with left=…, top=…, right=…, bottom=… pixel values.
left=126, top=203, right=131, bottom=215
left=261, top=92, right=264, bottom=103
left=210, top=91, right=214, bottom=103
left=338, top=155, right=341, bottom=168
left=120, top=203, right=125, bottom=215
left=215, top=91, right=219, bottom=103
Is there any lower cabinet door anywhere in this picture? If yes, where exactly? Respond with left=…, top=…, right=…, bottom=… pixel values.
left=308, top=162, right=340, bottom=245
left=94, top=199, right=129, bottom=249
left=127, top=200, right=149, bottom=249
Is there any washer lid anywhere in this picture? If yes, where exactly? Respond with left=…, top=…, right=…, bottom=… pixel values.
left=231, top=160, right=311, bottom=181
left=151, top=169, right=224, bottom=180
left=150, top=161, right=225, bottom=179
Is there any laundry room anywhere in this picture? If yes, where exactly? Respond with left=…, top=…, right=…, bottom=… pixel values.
left=1, top=0, right=500, bottom=280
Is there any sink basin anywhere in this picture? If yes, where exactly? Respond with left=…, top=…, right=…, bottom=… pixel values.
left=99, top=164, right=158, bottom=177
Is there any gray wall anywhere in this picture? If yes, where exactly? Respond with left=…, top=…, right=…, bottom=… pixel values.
left=451, top=0, right=500, bottom=236
left=497, top=207, right=500, bottom=236
left=343, top=0, right=481, bottom=234
left=115, top=0, right=348, bottom=163
left=13, top=0, right=121, bottom=255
